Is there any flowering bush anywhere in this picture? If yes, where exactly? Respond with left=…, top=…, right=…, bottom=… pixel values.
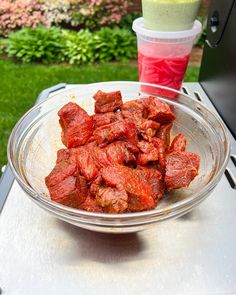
left=41, top=0, right=71, bottom=26
left=0, top=0, right=47, bottom=37
left=0, top=0, right=136, bottom=36
left=70, top=0, right=130, bottom=29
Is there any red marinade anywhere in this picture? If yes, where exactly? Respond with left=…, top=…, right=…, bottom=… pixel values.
left=45, top=90, right=200, bottom=214
left=138, top=51, right=190, bottom=98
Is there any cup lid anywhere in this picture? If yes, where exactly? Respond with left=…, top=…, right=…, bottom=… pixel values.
left=132, top=18, right=202, bottom=40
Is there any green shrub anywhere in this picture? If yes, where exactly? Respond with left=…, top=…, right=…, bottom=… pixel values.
left=62, top=29, right=95, bottom=64
left=195, top=16, right=207, bottom=48
left=119, top=12, right=142, bottom=30
left=7, top=27, right=65, bottom=63
left=4, top=26, right=137, bottom=64
left=0, top=38, right=8, bottom=54
left=94, top=27, right=137, bottom=62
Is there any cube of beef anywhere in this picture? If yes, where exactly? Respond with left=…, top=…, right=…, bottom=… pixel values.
left=165, top=151, right=200, bottom=191
left=187, top=152, right=200, bottom=171
left=45, top=150, right=77, bottom=188
left=122, top=141, right=139, bottom=154
left=141, top=167, right=164, bottom=200
left=58, top=102, right=94, bottom=148
left=127, top=193, right=157, bottom=212
left=92, top=147, right=113, bottom=169
left=169, top=134, right=187, bottom=153
left=89, top=173, right=129, bottom=213
left=92, top=112, right=117, bottom=128
left=140, top=120, right=160, bottom=138
left=143, top=96, right=176, bottom=123
left=45, top=148, right=88, bottom=208
left=121, top=99, right=147, bottom=129
left=89, top=173, right=103, bottom=196
left=56, top=149, right=71, bottom=163
left=93, top=90, right=123, bottom=113
left=123, top=119, right=139, bottom=145
left=156, top=123, right=173, bottom=148
left=93, top=119, right=138, bottom=146
left=95, top=187, right=128, bottom=214
left=136, top=141, right=159, bottom=166
left=104, top=141, right=136, bottom=165
left=90, top=141, right=136, bottom=169
left=122, top=99, right=162, bottom=140
left=101, top=165, right=156, bottom=212
left=79, top=194, right=103, bottom=213
left=93, top=120, right=126, bottom=144
left=151, top=138, right=166, bottom=173
left=70, top=147, right=98, bottom=181
left=46, top=172, right=87, bottom=208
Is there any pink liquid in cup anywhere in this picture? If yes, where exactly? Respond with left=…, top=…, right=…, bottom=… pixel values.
left=138, top=44, right=190, bottom=98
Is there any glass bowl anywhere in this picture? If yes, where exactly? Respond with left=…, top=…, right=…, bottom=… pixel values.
left=7, top=82, right=230, bottom=233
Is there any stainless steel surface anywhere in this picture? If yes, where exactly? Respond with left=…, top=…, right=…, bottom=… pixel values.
left=1, top=165, right=6, bottom=173
left=0, top=165, right=14, bottom=213
left=1, top=83, right=236, bottom=294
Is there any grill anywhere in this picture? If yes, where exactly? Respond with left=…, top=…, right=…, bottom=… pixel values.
left=0, top=0, right=236, bottom=293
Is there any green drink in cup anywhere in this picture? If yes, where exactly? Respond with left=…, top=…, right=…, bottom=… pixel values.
left=142, top=0, right=201, bottom=31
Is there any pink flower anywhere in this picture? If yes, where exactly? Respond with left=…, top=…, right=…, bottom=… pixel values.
left=0, top=0, right=47, bottom=36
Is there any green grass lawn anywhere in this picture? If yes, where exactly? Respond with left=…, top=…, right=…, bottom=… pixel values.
left=0, top=58, right=199, bottom=171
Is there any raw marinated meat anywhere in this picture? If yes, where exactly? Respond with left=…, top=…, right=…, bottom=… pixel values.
left=104, top=141, right=136, bottom=165
left=95, top=187, right=128, bottom=214
left=156, top=123, right=173, bottom=148
left=143, top=96, right=176, bottom=123
left=169, top=134, right=187, bottom=152
left=141, top=167, right=164, bottom=200
left=93, top=90, right=123, bottom=113
left=151, top=137, right=166, bottom=173
left=93, top=119, right=138, bottom=146
left=136, top=141, right=159, bottom=166
left=45, top=148, right=88, bottom=208
left=121, top=99, right=147, bottom=128
left=165, top=151, right=200, bottom=191
left=45, top=90, right=200, bottom=214
left=92, top=112, right=117, bottom=128
left=93, top=120, right=126, bottom=144
left=70, top=147, right=98, bottom=181
left=79, top=194, right=103, bottom=213
left=46, top=149, right=77, bottom=188
left=92, top=147, right=114, bottom=168
left=140, top=120, right=160, bottom=137
left=101, top=165, right=156, bottom=211
left=58, top=102, right=94, bottom=148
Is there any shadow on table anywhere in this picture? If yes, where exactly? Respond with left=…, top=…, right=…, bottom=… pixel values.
left=57, top=220, right=146, bottom=264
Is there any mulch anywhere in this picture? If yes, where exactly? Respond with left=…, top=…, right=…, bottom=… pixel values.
left=189, top=46, right=203, bottom=67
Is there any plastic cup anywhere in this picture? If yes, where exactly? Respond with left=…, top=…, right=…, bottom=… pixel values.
left=132, top=18, right=202, bottom=98
left=142, top=0, right=201, bottom=31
